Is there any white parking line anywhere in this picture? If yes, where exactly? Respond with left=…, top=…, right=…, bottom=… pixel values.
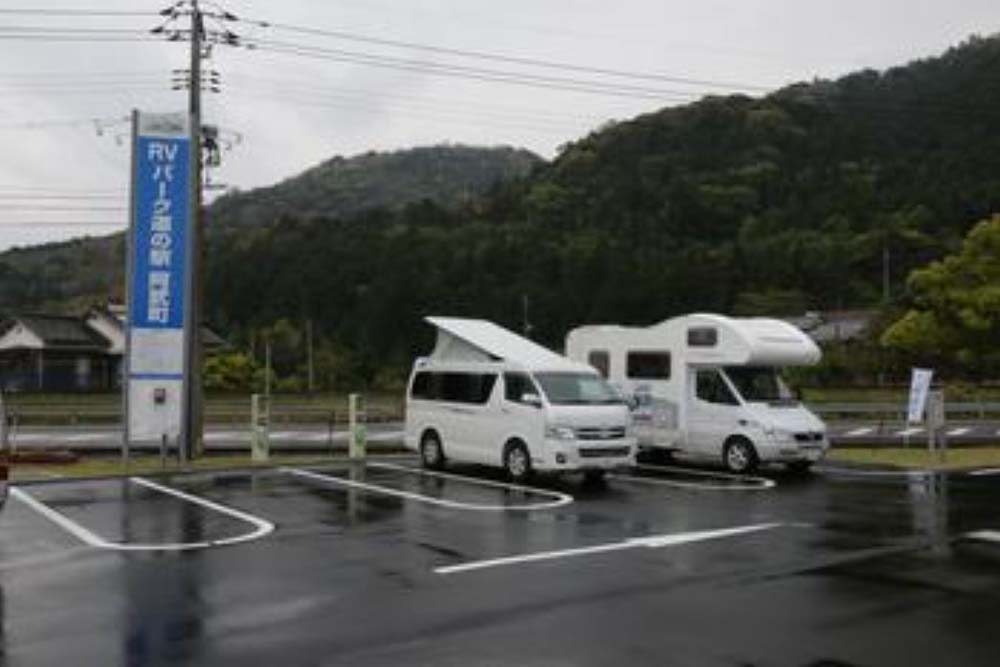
left=965, top=530, right=1000, bottom=544
left=282, top=465, right=573, bottom=511
left=969, top=468, right=1000, bottom=477
left=896, top=427, right=924, bottom=437
left=435, top=523, right=783, bottom=575
left=611, top=464, right=775, bottom=491
left=814, top=467, right=932, bottom=478
left=843, top=427, right=875, bottom=437
left=947, top=427, right=972, bottom=437
left=11, top=477, right=274, bottom=552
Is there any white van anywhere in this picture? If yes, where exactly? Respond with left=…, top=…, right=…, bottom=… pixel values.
left=405, top=317, right=636, bottom=482
left=565, top=313, right=828, bottom=473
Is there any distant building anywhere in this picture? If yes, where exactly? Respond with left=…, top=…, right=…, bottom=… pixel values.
left=0, top=305, right=226, bottom=392
left=785, top=310, right=876, bottom=345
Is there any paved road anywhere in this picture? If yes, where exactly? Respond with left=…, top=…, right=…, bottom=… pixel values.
left=7, top=420, right=1000, bottom=452
left=3, top=459, right=1000, bottom=665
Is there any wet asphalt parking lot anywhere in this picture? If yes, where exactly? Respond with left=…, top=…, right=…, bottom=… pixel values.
left=3, top=459, right=1000, bottom=666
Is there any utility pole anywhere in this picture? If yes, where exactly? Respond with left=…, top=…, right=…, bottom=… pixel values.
left=306, top=319, right=315, bottom=394
left=182, top=0, right=205, bottom=461
left=522, top=294, right=532, bottom=339
left=881, top=243, right=891, bottom=304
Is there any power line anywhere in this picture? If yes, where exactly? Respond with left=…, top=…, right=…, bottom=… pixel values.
left=0, top=8, right=155, bottom=17
left=244, top=39, right=703, bottom=101
left=241, top=18, right=773, bottom=93
left=0, top=204, right=126, bottom=211
left=0, top=221, right=126, bottom=228
left=0, top=193, right=123, bottom=200
left=0, top=26, right=152, bottom=34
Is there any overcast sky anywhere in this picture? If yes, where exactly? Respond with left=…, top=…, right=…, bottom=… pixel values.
left=0, top=0, right=996, bottom=251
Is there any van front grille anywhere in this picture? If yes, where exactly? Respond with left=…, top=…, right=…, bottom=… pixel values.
left=793, top=432, right=824, bottom=442
left=579, top=446, right=630, bottom=458
left=576, top=426, right=627, bottom=441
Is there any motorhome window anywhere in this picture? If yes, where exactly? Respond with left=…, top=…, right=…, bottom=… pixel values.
left=439, top=372, right=497, bottom=404
left=504, top=372, right=535, bottom=403
left=626, top=351, right=671, bottom=379
left=534, top=372, right=623, bottom=406
left=588, top=350, right=610, bottom=378
left=724, top=366, right=792, bottom=403
left=696, top=370, right=739, bottom=406
left=687, top=327, right=718, bottom=347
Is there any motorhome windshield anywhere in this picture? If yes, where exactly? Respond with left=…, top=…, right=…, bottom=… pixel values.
left=723, top=366, right=795, bottom=404
left=534, top=372, right=623, bottom=405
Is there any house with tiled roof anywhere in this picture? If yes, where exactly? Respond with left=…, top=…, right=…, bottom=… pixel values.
left=0, top=305, right=227, bottom=392
left=0, top=313, right=118, bottom=391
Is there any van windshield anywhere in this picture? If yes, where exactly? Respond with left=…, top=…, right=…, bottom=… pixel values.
left=534, top=372, right=624, bottom=405
left=723, top=366, right=796, bottom=405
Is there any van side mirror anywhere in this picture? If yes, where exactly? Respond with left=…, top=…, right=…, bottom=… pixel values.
left=522, top=392, right=543, bottom=408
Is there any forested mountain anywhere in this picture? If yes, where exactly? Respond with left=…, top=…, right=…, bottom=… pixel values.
left=207, top=144, right=541, bottom=232
left=205, top=35, right=1000, bottom=388
left=0, top=144, right=540, bottom=312
left=4, top=35, right=1000, bottom=389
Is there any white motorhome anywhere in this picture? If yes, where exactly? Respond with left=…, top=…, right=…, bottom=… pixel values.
left=565, top=313, right=827, bottom=473
left=405, top=317, right=636, bottom=482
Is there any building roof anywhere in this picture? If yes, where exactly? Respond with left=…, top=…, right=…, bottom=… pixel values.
left=86, top=304, right=228, bottom=351
left=0, top=314, right=111, bottom=351
left=426, top=317, right=591, bottom=372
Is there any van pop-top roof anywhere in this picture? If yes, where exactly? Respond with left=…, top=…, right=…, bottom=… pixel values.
left=426, top=317, right=592, bottom=373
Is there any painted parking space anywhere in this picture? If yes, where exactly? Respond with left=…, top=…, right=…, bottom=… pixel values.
left=611, top=463, right=776, bottom=491
left=9, top=477, right=274, bottom=552
left=282, top=461, right=574, bottom=511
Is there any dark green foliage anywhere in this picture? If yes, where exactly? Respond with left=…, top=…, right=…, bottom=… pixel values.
left=5, top=36, right=1000, bottom=388
left=206, top=144, right=541, bottom=234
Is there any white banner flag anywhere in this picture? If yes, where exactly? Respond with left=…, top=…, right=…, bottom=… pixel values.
left=907, top=368, right=933, bottom=423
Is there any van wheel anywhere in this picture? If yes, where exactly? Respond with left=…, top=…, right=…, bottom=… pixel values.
left=723, top=437, right=758, bottom=474
left=504, top=442, right=532, bottom=483
left=420, top=432, right=445, bottom=470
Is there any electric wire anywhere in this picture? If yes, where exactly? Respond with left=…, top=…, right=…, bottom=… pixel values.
left=241, top=18, right=774, bottom=93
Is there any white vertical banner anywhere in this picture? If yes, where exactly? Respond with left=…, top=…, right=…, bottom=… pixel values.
left=907, top=368, right=934, bottom=424
left=126, top=112, right=192, bottom=443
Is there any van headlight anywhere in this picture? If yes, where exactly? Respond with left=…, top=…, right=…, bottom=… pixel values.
left=545, top=425, right=576, bottom=440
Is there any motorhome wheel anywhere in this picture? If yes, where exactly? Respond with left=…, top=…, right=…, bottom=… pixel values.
left=724, top=437, right=758, bottom=474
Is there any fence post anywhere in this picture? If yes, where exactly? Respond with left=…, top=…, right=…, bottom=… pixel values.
left=349, top=393, right=366, bottom=460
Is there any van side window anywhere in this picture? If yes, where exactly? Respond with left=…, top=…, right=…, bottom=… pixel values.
left=412, top=372, right=496, bottom=404
left=687, top=327, right=718, bottom=347
left=504, top=372, right=535, bottom=403
left=441, top=372, right=497, bottom=404
left=696, top=370, right=739, bottom=406
left=411, top=371, right=434, bottom=399
left=588, top=350, right=610, bottom=378
left=626, top=351, right=671, bottom=379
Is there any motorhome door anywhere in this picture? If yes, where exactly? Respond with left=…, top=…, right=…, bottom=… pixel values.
left=687, top=368, right=742, bottom=458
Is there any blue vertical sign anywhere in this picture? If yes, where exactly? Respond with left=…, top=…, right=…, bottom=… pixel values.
left=126, top=112, right=192, bottom=443
left=131, top=134, right=190, bottom=330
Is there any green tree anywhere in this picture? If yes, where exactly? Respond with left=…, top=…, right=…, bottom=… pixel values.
left=881, top=215, right=1000, bottom=374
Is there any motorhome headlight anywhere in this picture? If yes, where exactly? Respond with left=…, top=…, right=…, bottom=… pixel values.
left=545, top=425, right=576, bottom=440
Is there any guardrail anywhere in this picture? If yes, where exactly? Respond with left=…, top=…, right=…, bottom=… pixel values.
left=809, top=402, right=1000, bottom=420
left=3, top=402, right=404, bottom=426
